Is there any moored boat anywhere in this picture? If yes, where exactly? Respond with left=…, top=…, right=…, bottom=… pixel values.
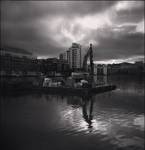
left=42, top=84, right=116, bottom=95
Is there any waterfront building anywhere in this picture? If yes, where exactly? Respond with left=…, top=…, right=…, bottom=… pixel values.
left=119, top=62, right=133, bottom=74
left=134, top=61, right=144, bottom=74
left=107, top=64, right=121, bottom=75
left=59, top=43, right=82, bottom=70
left=39, top=58, right=70, bottom=76
left=0, top=46, right=40, bottom=76
left=104, top=65, right=108, bottom=75
left=107, top=62, right=144, bottom=75
left=94, top=64, right=108, bottom=75
left=68, top=43, right=81, bottom=70
left=94, top=65, right=98, bottom=75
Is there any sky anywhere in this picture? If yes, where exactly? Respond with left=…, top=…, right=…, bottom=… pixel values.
left=1, top=1, right=144, bottom=64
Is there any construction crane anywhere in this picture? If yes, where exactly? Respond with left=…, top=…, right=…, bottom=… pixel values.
left=82, top=43, right=94, bottom=76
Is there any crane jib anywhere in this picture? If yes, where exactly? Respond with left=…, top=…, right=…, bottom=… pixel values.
left=82, top=43, right=94, bottom=76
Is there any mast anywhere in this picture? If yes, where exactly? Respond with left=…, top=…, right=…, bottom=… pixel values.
left=82, top=43, right=94, bottom=74
left=89, top=43, right=94, bottom=76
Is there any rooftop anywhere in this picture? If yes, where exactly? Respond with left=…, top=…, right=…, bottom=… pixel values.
left=1, top=46, right=32, bottom=55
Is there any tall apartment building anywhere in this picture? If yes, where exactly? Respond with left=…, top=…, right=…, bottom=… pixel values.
left=68, top=43, right=81, bottom=69
left=59, top=43, right=82, bottom=70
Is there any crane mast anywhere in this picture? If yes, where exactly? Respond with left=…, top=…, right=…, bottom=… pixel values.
left=82, top=43, right=94, bottom=76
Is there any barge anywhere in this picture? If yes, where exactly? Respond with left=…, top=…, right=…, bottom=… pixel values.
left=42, top=84, right=116, bottom=96
left=1, top=84, right=116, bottom=96
left=1, top=44, right=117, bottom=96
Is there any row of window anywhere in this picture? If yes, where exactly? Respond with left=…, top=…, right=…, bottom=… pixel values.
left=0, top=55, right=39, bottom=72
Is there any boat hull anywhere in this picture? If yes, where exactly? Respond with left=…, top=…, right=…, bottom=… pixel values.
left=1, top=85, right=116, bottom=96
left=42, top=85, right=116, bottom=95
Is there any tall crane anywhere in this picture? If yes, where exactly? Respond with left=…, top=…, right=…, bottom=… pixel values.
left=82, top=43, right=94, bottom=76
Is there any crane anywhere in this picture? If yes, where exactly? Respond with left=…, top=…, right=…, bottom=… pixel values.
left=82, top=43, right=94, bottom=76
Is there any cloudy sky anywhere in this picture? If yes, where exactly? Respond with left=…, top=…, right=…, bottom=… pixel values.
left=1, top=1, right=144, bottom=64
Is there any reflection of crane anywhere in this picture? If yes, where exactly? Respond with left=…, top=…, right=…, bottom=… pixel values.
left=82, top=44, right=94, bottom=76
left=82, top=95, right=94, bottom=128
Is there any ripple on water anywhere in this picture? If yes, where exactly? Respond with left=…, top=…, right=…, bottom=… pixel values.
left=1, top=76, right=144, bottom=150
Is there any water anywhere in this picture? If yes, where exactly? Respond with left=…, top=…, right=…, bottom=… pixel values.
left=1, top=76, right=144, bottom=150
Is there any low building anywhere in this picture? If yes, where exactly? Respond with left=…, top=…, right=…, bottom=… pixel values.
left=39, top=58, right=70, bottom=76
left=134, top=61, right=144, bottom=75
left=59, top=52, right=67, bottom=61
left=0, top=46, right=40, bottom=76
left=94, top=64, right=108, bottom=75
left=107, top=61, right=144, bottom=75
left=107, top=64, right=121, bottom=75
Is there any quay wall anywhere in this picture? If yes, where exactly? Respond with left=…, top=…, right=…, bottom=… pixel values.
left=0, top=76, right=44, bottom=90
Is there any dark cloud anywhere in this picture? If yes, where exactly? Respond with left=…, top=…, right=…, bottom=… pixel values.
left=114, top=8, right=144, bottom=24
left=1, top=1, right=116, bottom=22
left=79, top=24, right=144, bottom=61
left=93, top=32, right=144, bottom=60
left=1, top=1, right=144, bottom=62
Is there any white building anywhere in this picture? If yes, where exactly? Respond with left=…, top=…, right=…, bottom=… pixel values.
left=59, top=43, right=82, bottom=70
left=103, top=65, right=108, bottom=75
left=68, top=43, right=81, bottom=69
left=94, top=65, right=98, bottom=75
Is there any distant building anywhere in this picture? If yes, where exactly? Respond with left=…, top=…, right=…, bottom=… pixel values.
left=68, top=43, right=81, bottom=70
left=39, top=58, right=70, bottom=76
left=59, top=53, right=63, bottom=61
left=107, top=61, right=144, bottom=75
left=120, top=62, right=137, bottom=74
left=94, top=65, right=98, bottom=75
left=135, top=61, right=144, bottom=66
left=103, top=65, right=107, bottom=75
left=0, top=47, right=40, bottom=76
left=59, top=52, right=67, bottom=61
left=107, top=64, right=121, bottom=75
left=66, top=50, right=71, bottom=65
left=0, top=46, right=35, bottom=59
left=59, top=43, right=82, bottom=70
left=94, top=64, right=108, bottom=75
left=134, top=61, right=144, bottom=74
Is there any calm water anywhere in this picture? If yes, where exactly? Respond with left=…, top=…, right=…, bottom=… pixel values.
left=1, top=76, right=144, bottom=150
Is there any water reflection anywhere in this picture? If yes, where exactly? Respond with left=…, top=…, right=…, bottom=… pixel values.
left=1, top=76, right=144, bottom=150
left=82, top=95, right=94, bottom=129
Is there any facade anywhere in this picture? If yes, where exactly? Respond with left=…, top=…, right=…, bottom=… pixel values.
left=59, top=43, right=82, bottom=70
left=107, top=62, right=144, bottom=75
left=66, top=50, right=71, bottom=65
left=134, top=61, right=144, bottom=74
left=59, top=52, right=67, bottom=61
left=39, top=58, right=70, bottom=76
left=90, top=61, right=144, bottom=76
left=94, top=64, right=108, bottom=75
left=94, top=65, right=98, bottom=75
left=0, top=47, right=40, bottom=76
left=107, top=64, right=121, bottom=75
left=69, top=43, right=81, bottom=69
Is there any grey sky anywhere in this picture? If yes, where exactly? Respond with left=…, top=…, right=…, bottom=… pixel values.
left=1, top=1, right=144, bottom=63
